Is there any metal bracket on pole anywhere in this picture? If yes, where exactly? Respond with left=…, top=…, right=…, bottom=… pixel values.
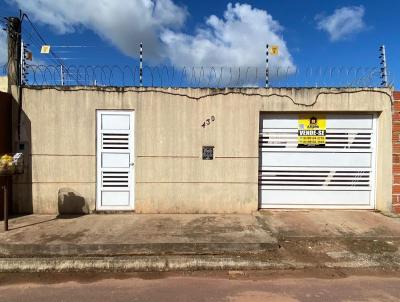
left=265, top=44, right=269, bottom=88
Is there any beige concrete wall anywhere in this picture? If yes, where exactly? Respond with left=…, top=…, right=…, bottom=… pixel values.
left=11, top=87, right=393, bottom=214
left=0, top=77, right=8, bottom=93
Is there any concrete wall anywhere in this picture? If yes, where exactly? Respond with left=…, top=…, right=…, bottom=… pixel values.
left=0, top=77, right=8, bottom=93
left=11, top=87, right=394, bottom=214
left=392, top=91, right=400, bottom=214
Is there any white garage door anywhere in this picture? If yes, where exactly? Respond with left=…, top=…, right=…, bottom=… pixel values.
left=259, top=113, right=376, bottom=209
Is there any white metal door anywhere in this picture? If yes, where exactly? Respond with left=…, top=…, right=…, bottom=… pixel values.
left=259, top=113, right=376, bottom=209
left=96, top=110, right=135, bottom=211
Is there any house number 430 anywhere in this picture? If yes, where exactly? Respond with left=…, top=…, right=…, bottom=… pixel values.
left=201, top=116, right=215, bottom=128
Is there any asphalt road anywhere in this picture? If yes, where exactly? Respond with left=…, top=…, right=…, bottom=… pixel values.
left=0, top=270, right=399, bottom=302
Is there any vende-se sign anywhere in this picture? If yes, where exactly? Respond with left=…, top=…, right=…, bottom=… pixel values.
left=298, top=114, right=326, bottom=147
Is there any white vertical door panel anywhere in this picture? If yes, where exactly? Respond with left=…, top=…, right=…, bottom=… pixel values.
left=259, top=113, right=376, bottom=209
left=96, top=111, right=135, bottom=210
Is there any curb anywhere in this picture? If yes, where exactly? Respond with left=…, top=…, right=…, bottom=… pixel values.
left=0, top=256, right=324, bottom=273
left=1, top=254, right=399, bottom=273
left=0, top=242, right=278, bottom=257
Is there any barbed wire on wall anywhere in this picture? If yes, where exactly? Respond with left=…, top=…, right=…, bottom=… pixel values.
left=0, top=13, right=395, bottom=89
left=1, top=63, right=394, bottom=88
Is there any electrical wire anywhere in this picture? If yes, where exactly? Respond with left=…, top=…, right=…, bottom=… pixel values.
left=21, top=13, right=81, bottom=83
left=22, top=14, right=61, bottom=61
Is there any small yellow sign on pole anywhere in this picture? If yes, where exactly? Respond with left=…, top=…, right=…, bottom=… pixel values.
left=270, top=45, right=279, bottom=56
left=40, top=45, right=51, bottom=54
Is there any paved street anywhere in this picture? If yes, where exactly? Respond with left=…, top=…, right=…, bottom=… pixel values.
left=0, top=270, right=399, bottom=302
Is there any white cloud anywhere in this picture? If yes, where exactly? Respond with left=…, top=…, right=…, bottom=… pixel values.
left=9, top=0, right=188, bottom=61
left=161, top=3, right=294, bottom=70
left=316, top=6, right=366, bottom=41
left=0, top=30, right=7, bottom=65
left=7, top=1, right=294, bottom=70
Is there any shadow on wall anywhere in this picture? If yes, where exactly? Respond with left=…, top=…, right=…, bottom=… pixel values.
left=58, top=187, right=90, bottom=216
left=10, top=91, right=90, bottom=217
left=0, top=92, right=12, bottom=220
left=12, top=95, right=33, bottom=215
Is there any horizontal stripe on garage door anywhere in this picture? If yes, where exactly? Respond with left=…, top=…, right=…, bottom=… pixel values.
left=259, top=113, right=376, bottom=209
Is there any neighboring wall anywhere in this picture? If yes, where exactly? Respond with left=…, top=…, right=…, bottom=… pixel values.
left=0, top=91, right=11, bottom=219
left=12, top=87, right=393, bottom=214
left=0, top=77, right=8, bottom=93
left=393, top=91, right=400, bottom=214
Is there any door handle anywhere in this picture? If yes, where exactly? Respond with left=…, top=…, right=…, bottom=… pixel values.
left=130, top=162, right=135, bottom=166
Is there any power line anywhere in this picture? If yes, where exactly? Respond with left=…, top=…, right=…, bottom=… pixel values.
left=21, top=13, right=81, bottom=83
left=22, top=16, right=65, bottom=64
left=22, top=14, right=63, bottom=64
left=22, top=25, right=62, bottom=66
left=22, top=27, right=44, bottom=50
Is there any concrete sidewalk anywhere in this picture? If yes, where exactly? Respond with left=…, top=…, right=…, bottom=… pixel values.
left=0, top=214, right=276, bottom=256
left=0, top=211, right=400, bottom=272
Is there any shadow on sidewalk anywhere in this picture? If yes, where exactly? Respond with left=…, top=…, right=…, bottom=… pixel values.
left=5, top=214, right=85, bottom=231
left=6, top=216, right=58, bottom=231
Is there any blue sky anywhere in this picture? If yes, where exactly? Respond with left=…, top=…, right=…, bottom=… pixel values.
left=0, top=0, right=399, bottom=87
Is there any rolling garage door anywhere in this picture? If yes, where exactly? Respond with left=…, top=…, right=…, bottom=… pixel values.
left=259, top=113, right=376, bottom=209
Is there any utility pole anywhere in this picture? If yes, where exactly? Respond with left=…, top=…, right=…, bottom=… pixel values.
left=379, top=45, right=388, bottom=87
left=7, top=17, right=22, bottom=90
left=4, top=16, right=21, bottom=233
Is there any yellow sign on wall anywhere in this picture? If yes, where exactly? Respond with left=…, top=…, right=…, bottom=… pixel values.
left=298, top=114, right=326, bottom=147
